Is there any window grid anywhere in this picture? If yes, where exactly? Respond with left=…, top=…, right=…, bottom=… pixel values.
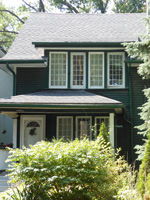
left=50, top=53, right=67, bottom=87
left=73, top=55, right=84, bottom=86
left=76, top=117, right=91, bottom=139
left=57, top=117, right=73, bottom=140
left=95, top=117, right=109, bottom=138
left=89, top=53, right=104, bottom=87
left=108, top=54, right=123, bottom=87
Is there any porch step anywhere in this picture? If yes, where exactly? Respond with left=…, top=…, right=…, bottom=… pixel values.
left=0, top=172, right=11, bottom=193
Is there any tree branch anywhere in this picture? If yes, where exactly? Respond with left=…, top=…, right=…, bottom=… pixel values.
left=0, top=30, right=18, bottom=34
left=39, top=0, right=45, bottom=12
left=22, top=0, right=38, bottom=12
left=0, top=10, right=24, bottom=24
left=60, top=0, right=79, bottom=13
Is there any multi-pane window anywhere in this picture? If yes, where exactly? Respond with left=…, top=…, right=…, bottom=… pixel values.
left=95, top=117, right=109, bottom=138
left=108, top=53, right=124, bottom=87
left=71, top=53, right=85, bottom=88
left=57, top=117, right=73, bottom=140
left=76, top=117, right=92, bottom=139
left=89, top=53, right=104, bottom=88
left=49, top=51, right=125, bottom=89
left=50, top=52, right=67, bottom=88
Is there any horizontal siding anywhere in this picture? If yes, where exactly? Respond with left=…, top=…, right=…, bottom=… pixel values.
left=131, top=67, right=150, bottom=160
left=16, top=68, right=48, bottom=95
left=88, top=89, right=130, bottom=116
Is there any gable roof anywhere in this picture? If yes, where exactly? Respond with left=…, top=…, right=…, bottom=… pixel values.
left=0, top=12, right=146, bottom=61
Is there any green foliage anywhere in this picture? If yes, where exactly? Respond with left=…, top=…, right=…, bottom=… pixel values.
left=0, top=138, right=130, bottom=200
left=98, top=122, right=110, bottom=143
left=50, top=0, right=110, bottom=13
left=0, top=0, right=26, bottom=51
left=113, top=0, right=146, bottom=13
left=137, top=132, right=150, bottom=198
left=116, top=164, right=142, bottom=200
left=124, top=18, right=150, bottom=160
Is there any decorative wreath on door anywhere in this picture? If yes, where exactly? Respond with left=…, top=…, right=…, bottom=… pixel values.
left=27, top=121, right=40, bottom=136
left=29, top=128, right=37, bottom=136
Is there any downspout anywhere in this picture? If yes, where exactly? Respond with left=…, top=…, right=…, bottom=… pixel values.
left=128, top=60, right=134, bottom=162
left=6, top=62, right=16, bottom=95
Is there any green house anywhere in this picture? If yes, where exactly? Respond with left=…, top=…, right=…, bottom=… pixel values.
left=0, top=13, right=149, bottom=163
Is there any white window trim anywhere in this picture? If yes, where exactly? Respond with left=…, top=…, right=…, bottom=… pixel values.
left=71, top=52, right=86, bottom=89
left=107, top=52, right=125, bottom=88
left=88, top=52, right=104, bottom=89
left=49, top=52, right=68, bottom=89
left=75, top=116, right=92, bottom=139
left=109, top=113, right=115, bottom=148
left=57, top=116, right=73, bottom=140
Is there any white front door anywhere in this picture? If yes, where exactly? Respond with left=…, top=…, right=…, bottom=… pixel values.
left=20, top=115, right=45, bottom=148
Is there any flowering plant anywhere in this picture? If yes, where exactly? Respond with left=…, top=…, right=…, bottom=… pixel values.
left=5, top=143, right=13, bottom=148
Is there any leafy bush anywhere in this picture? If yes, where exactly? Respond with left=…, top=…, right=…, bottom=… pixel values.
left=137, top=132, right=150, bottom=198
left=0, top=137, right=128, bottom=200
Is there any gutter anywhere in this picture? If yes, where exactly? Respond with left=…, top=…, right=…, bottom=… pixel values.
left=6, top=62, right=16, bottom=95
left=32, top=42, right=125, bottom=48
left=128, top=60, right=134, bottom=162
left=0, top=59, right=47, bottom=64
left=0, top=103, right=126, bottom=109
left=124, top=60, right=143, bottom=64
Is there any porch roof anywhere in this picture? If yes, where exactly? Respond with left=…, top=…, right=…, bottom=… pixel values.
left=0, top=90, right=123, bottom=106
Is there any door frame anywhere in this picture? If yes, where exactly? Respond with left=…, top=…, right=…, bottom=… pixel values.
left=20, top=115, right=46, bottom=148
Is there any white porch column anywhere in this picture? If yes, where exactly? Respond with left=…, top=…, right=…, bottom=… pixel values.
left=13, top=119, right=17, bottom=148
left=109, top=113, right=115, bottom=148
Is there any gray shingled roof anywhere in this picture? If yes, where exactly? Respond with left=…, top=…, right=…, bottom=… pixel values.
left=0, top=90, right=122, bottom=105
left=0, top=13, right=146, bottom=61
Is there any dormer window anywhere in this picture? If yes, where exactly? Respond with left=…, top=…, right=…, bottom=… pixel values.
left=71, top=52, right=86, bottom=89
left=89, top=52, right=104, bottom=88
left=49, top=52, right=67, bottom=88
left=108, top=52, right=125, bottom=88
left=49, top=51, right=125, bottom=89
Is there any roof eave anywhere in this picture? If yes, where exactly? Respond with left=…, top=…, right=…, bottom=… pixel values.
left=124, top=60, right=143, bottom=64
left=32, top=42, right=126, bottom=48
left=0, top=59, right=47, bottom=64
left=0, top=103, right=125, bottom=109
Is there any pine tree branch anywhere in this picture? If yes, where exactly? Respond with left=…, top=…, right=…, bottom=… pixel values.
left=0, top=10, right=24, bottom=24
left=22, top=0, right=38, bottom=12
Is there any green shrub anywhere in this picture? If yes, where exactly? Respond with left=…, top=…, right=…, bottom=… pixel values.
left=137, top=132, right=150, bottom=198
left=98, top=122, right=110, bottom=143
left=2, top=138, right=126, bottom=200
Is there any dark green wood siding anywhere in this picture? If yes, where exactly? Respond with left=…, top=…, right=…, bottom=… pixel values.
left=16, top=68, right=48, bottom=95
left=131, top=67, right=150, bottom=160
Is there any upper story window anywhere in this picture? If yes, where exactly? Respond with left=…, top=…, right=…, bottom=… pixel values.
left=89, top=52, right=104, bottom=88
left=49, top=52, right=67, bottom=88
left=49, top=51, right=125, bottom=89
left=108, top=52, right=124, bottom=88
left=71, top=52, right=86, bottom=89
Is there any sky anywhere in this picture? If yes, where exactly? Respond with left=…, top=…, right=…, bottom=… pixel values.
left=3, top=0, right=114, bottom=13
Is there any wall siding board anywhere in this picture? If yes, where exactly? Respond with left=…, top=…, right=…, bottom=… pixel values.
left=15, top=64, right=150, bottom=163
left=16, top=68, right=48, bottom=95
left=131, top=67, right=150, bottom=160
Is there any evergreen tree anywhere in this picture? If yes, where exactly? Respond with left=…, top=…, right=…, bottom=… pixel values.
left=98, top=122, right=110, bottom=143
left=124, top=19, right=150, bottom=160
